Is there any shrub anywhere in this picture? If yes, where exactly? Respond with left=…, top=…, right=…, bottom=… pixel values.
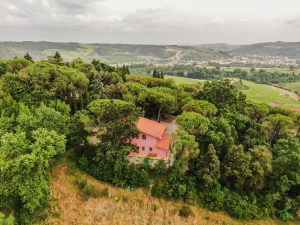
left=74, top=177, right=109, bottom=199
left=198, top=186, right=225, bottom=211
left=224, top=191, right=261, bottom=219
left=178, top=205, right=194, bottom=218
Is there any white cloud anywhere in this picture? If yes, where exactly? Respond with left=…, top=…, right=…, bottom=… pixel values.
left=0, top=0, right=300, bottom=44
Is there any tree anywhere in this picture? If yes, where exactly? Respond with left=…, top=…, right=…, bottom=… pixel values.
left=0, top=129, right=66, bottom=223
left=222, top=145, right=252, bottom=190
left=272, top=137, right=300, bottom=190
left=24, top=52, right=34, bottom=62
left=265, top=114, right=293, bottom=146
left=48, top=51, right=63, bottom=65
left=17, top=104, right=70, bottom=138
left=177, top=112, right=210, bottom=136
left=152, top=68, right=158, bottom=78
left=247, top=103, right=270, bottom=122
left=196, top=144, right=220, bottom=188
left=248, top=145, right=272, bottom=190
left=171, top=130, right=199, bottom=171
left=88, top=99, right=141, bottom=143
left=200, top=79, right=246, bottom=111
left=182, top=100, right=217, bottom=117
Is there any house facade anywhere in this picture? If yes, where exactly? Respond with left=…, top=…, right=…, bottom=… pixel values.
left=130, top=117, right=171, bottom=160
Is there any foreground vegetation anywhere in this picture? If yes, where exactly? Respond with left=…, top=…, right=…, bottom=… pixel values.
left=45, top=154, right=299, bottom=225
left=0, top=53, right=299, bottom=224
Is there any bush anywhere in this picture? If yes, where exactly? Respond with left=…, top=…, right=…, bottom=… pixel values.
left=178, top=205, right=194, bottom=218
left=74, top=178, right=109, bottom=199
left=224, top=191, right=261, bottom=219
left=151, top=179, right=166, bottom=198
left=198, top=186, right=225, bottom=211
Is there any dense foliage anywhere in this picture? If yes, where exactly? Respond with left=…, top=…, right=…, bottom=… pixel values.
left=0, top=53, right=299, bottom=224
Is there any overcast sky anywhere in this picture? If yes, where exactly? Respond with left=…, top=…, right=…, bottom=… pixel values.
left=0, top=0, right=300, bottom=45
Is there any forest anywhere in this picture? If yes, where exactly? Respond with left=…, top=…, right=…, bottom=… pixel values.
left=0, top=53, right=299, bottom=224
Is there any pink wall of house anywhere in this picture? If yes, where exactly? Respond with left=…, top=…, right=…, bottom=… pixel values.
left=131, top=132, right=169, bottom=159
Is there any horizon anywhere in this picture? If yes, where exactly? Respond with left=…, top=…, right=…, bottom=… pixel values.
left=1, top=40, right=300, bottom=46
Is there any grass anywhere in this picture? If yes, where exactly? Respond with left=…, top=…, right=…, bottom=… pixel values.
left=242, top=80, right=300, bottom=107
left=44, top=152, right=299, bottom=225
left=280, top=81, right=300, bottom=94
left=165, top=75, right=203, bottom=84
left=166, top=75, right=300, bottom=108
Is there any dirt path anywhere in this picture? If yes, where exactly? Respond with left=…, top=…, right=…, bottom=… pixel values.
left=271, top=85, right=300, bottom=101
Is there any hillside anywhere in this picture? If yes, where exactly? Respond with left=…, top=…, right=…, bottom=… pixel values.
left=197, top=41, right=300, bottom=59
left=45, top=156, right=298, bottom=225
left=0, top=41, right=227, bottom=64
left=2, top=41, right=300, bottom=65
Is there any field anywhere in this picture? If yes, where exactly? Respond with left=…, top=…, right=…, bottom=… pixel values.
left=280, top=81, right=300, bottom=94
left=45, top=154, right=298, bottom=225
left=166, top=75, right=300, bottom=108
left=165, top=75, right=203, bottom=84
left=242, top=80, right=300, bottom=107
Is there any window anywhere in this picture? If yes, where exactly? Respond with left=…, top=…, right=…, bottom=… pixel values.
left=142, top=134, right=146, bottom=140
left=149, top=147, right=153, bottom=151
left=142, top=146, right=145, bottom=151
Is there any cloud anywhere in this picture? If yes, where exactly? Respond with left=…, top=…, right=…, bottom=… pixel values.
left=0, top=0, right=300, bottom=44
left=284, top=17, right=300, bottom=27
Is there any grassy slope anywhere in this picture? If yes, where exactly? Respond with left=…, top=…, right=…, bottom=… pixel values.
left=280, top=81, right=300, bottom=93
left=242, top=80, right=300, bottom=107
left=45, top=154, right=296, bottom=225
left=165, top=75, right=203, bottom=84
left=167, top=75, right=300, bottom=107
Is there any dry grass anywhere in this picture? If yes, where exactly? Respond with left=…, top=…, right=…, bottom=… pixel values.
left=44, top=160, right=298, bottom=225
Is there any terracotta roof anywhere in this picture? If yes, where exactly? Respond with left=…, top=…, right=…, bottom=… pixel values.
left=136, top=117, right=166, bottom=138
left=155, top=133, right=171, bottom=150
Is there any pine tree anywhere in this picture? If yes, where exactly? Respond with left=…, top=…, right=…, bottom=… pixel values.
left=24, top=52, right=34, bottom=62
left=51, top=51, right=63, bottom=64
left=160, top=71, right=164, bottom=79
left=152, top=69, right=157, bottom=78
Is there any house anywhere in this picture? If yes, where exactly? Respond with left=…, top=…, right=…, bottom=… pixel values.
left=130, top=117, right=172, bottom=160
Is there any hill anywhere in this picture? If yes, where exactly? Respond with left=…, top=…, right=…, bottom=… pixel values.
left=0, top=41, right=227, bottom=64
left=197, top=41, right=300, bottom=59
left=45, top=156, right=299, bottom=225
left=2, top=41, right=300, bottom=65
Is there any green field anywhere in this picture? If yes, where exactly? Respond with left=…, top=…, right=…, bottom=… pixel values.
left=165, top=75, right=203, bottom=84
left=280, top=81, right=300, bottom=93
left=242, top=80, right=300, bottom=107
left=166, top=75, right=300, bottom=107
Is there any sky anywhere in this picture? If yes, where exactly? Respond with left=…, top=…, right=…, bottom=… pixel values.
left=0, top=0, right=300, bottom=45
